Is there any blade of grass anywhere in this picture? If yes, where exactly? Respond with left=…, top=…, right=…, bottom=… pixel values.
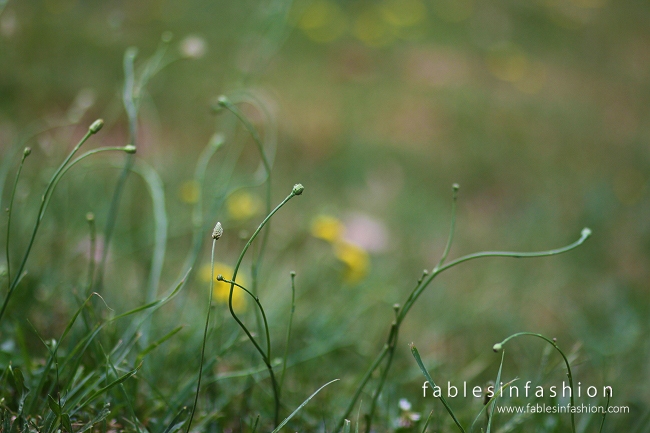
left=410, top=343, right=465, bottom=433
left=270, top=379, right=339, bottom=433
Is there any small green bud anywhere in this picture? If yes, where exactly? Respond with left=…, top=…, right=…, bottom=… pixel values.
left=86, top=212, right=95, bottom=222
left=23, top=147, right=32, bottom=157
left=452, top=183, right=460, bottom=191
left=290, top=271, right=296, bottom=277
left=209, top=133, right=225, bottom=150
left=581, top=227, right=592, bottom=239
left=492, top=343, right=502, bottom=353
left=123, top=144, right=137, bottom=154
left=89, top=119, right=104, bottom=134
left=217, top=95, right=230, bottom=107
left=292, top=183, right=304, bottom=195
left=216, top=274, right=224, bottom=281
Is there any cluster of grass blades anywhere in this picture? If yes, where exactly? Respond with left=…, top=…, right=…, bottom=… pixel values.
left=1, top=34, right=604, bottom=433
left=0, top=36, right=337, bottom=433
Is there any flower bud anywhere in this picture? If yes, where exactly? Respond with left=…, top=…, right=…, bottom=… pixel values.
left=23, top=147, right=31, bottom=157
left=292, top=183, right=304, bottom=195
left=492, top=343, right=502, bottom=353
left=86, top=212, right=95, bottom=222
left=124, top=144, right=137, bottom=154
left=89, top=119, right=104, bottom=134
left=581, top=228, right=592, bottom=239
left=212, top=221, right=223, bottom=240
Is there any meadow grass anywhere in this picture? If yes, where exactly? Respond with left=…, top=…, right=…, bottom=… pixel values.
left=0, top=33, right=635, bottom=433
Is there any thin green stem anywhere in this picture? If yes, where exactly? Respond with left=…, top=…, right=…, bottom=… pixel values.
left=217, top=96, right=273, bottom=350
left=365, top=325, right=397, bottom=433
left=85, top=213, right=96, bottom=296
left=219, top=276, right=271, bottom=359
left=227, top=186, right=302, bottom=426
left=186, top=238, right=217, bottom=433
left=434, top=184, right=459, bottom=272
left=0, top=122, right=105, bottom=324
left=399, top=228, right=592, bottom=322
left=337, top=228, right=591, bottom=431
left=279, top=271, right=296, bottom=396
left=5, top=148, right=30, bottom=291
left=336, top=346, right=390, bottom=431
left=598, top=388, right=611, bottom=433
left=493, top=333, right=576, bottom=433
left=96, top=48, right=138, bottom=292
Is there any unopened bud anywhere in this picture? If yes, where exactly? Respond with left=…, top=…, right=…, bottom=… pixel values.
left=209, top=133, right=225, bottom=150
left=217, top=95, right=230, bottom=107
left=492, top=343, right=503, bottom=353
left=89, top=119, right=104, bottom=134
left=452, top=183, right=460, bottom=192
left=23, top=147, right=32, bottom=157
left=212, top=222, right=223, bottom=240
left=216, top=274, right=224, bottom=281
left=581, top=228, right=592, bottom=239
left=124, top=144, right=137, bottom=154
left=292, top=183, right=304, bottom=195
left=86, top=212, right=95, bottom=222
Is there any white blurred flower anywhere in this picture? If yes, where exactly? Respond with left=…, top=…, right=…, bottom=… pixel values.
left=396, top=398, right=421, bottom=429
left=398, top=398, right=412, bottom=411
left=180, top=35, right=207, bottom=59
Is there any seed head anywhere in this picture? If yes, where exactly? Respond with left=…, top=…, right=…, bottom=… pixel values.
left=292, top=183, right=304, bottom=195
left=212, top=222, right=223, bottom=240
left=89, top=119, right=104, bottom=134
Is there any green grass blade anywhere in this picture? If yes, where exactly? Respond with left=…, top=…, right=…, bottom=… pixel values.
left=410, top=344, right=465, bottom=433
left=270, top=378, right=339, bottom=433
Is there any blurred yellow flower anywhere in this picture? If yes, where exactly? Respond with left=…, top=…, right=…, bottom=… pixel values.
left=200, top=263, right=247, bottom=312
left=298, top=0, right=348, bottom=43
left=179, top=180, right=200, bottom=204
left=334, top=241, right=370, bottom=284
left=311, top=215, right=345, bottom=243
left=226, top=192, right=262, bottom=221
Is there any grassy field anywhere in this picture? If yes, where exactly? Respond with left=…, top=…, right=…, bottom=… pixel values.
left=0, top=0, right=648, bottom=432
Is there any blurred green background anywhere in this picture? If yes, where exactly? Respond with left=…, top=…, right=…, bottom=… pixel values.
left=1, top=0, right=648, bottom=430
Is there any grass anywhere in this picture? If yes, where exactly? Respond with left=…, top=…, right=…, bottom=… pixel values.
left=1, top=1, right=647, bottom=432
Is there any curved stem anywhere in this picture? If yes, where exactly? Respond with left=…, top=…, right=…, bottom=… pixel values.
left=434, top=184, right=459, bottom=272
left=337, top=228, right=591, bottom=431
left=5, top=149, right=30, bottom=291
left=227, top=188, right=300, bottom=426
left=219, top=277, right=271, bottom=359
left=0, top=127, right=106, bottom=324
left=493, top=332, right=576, bottom=433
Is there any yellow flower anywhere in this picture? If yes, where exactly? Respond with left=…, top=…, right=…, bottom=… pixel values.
left=226, top=192, right=262, bottom=221
left=311, top=215, right=345, bottom=243
left=334, top=241, right=370, bottom=284
left=179, top=180, right=200, bottom=204
left=200, top=263, right=247, bottom=312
